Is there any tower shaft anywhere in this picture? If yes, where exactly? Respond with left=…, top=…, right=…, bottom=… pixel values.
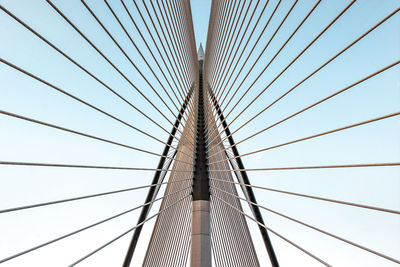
left=191, top=53, right=211, bottom=267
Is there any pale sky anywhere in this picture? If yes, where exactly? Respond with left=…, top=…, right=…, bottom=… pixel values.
left=0, top=0, right=399, bottom=266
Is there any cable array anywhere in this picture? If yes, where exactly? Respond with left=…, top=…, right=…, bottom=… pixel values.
left=1, top=0, right=197, bottom=265
left=204, top=0, right=400, bottom=266
left=1, top=0, right=399, bottom=266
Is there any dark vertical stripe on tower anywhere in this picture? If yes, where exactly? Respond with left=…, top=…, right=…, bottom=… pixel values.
left=192, top=58, right=210, bottom=201
left=123, top=88, right=193, bottom=267
left=208, top=87, right=279, bottom=267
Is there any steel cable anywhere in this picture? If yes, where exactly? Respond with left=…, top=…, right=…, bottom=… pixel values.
left=0, top=186, right=191, bottom=264
left=211, top=185, right=400, bottom=264
left=210, top=177, right=400, bottom=215
left=211, top=193, right=331, bottom=267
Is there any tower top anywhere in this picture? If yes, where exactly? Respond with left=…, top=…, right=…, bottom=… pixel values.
left=198, top=43, right=204, bottom=61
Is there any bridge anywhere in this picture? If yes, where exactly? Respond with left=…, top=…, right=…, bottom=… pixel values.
left=0, top=0, right=399, bottom=266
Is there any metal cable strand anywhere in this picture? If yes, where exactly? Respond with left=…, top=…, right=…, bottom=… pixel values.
left=204, top=70, right=236, bottom=267
left=120, top=0, right=183, bottom=105
left=0, top=186, right=191, bottom=264
left=209, top=111, right=400, bottom=164
left=104, top=0, right=179, bottom=111
left=119, top=0, right=198, bottom=134
left=209, top=200, right=224, bottom=267
left=167, top=0, right=197, bottom=86
left=0, top=5, right=187, bottom=143
left=105, top=0, right=179, bottom=110
left=0, top=160, right=198, bottom=172
left=166, top=0, right=195, bottom=89
left=143, top=2, right=190, bottom=102
left=143, top=163, right=192, bottom=266
left=152, top=0, right=191, bottom=89
left=0, top=57, right=195, bottom=156
left=208, top=0, right=260, bottom=104
left=211, top=174, right=257, bottom=266
left=150, top=0, right=192, bottom=95
left=148, top=146, right=192, bottom=267
left=207, top=123, right=247, bottom=266
left=212, top=194, right=332, bottom=267
left=208, top=0, right=243, bottom=90
left=209, top=8, right=400, bottom=150
left=205, top=90, right=260, bottom=266
left=45, top=0, right=191, bottom=140
left=131, top=0, right=187, bottom=102
left=205, top=0, right=231, bottom=84
left=170, top=0, right=197, bottom=97
left=212, top=0, right=271, bottom=102
left=209, top=159, right=244, bottom=266
left=141, top=100, right=195, bottom=266
left=206, top=59, right=400, bottom=156
left=214, top=0, right=285, bottom=104
left=208, top=0, right=238, bottom=88
left=208, top=162, right=400, bottom=172
left=159, top=71, right=196, bottom=267
left=202, top=0, right=224, bottom=76
left=68, top=194, right=192, bottom=267
left=210, top=0, right=307, bottom=122
left=159, top=183, right=191, bottom=266
left=167, top=173, right=191, bottom=267
left=209, top=198, right=228, bottom=267
left=209, top=0, right=253, bottom=102
left=211, top=191, right=244, bottom=266
left=0, top=110, right=193, bottom=165
left=211, top=170, right=242, bottom=266
left=0, top=178, right=192, bottom=214
left=158, top=0, right=193, bottom=97
left=170, top=0, right=195, bottom=94
left=208, top=0, right=357, bottom=145
left=202, top=0, right=220, bottom=77
left=80, top=0, right=192, bottom=138
left=210, top=177, right=400, bottom=215
left=212, top=185, right=400, bottom=264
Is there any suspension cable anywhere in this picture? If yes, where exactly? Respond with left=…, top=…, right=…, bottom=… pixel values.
left=68, top=193, right=192, bottom=266
left=214, top=0, right=285, bottom=105
left=208, top=162, right=400, bottom=172
left=208, top=9, right=400, bottom=150
left=131, top=0, right=186, bottom=102
left=0, top=178, right=192, bottom=214
left=208, top=111, right=400, bottom=164
left=207, top=60, right=400, bottom=157
left=208, top=0, right=242, bottom=92
left=151, top=1, right=191, bottom=90
left=209, top=0, right=250, bottom=101
left=79, top=0, right=193, bottom=138
left=0, top=160, right=195, bottom=172
left=208, top=0, right=357, bottom=145
left=0, top=186, right=191, bottom=264
left=109, top=0, right=197, bottom=133
left=211, top=185, right=400, bottom=264
left=211, top=193, right=331, bottom=267
left=0, top=5, right=189, bottom=144
left=210, top=0, right=320, bottom=125
left=209, top=0, right=264, bottom=104
left=0, top=58, right=198, bottom=157
left=210, top=178, right=400, bottom=215
left=0, top=110, right=193, bottom=165
left=45, top=0, right=193, bottom=141
left=104, top=1, right=177, bottom=114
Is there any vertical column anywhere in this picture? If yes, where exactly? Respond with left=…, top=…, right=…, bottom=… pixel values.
left=191, top=200, right=211, bottom=266
left=191, top=45, right=211, bottom=267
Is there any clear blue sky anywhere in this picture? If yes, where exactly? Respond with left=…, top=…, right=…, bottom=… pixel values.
left=0, top=0, right=399, bottom=266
